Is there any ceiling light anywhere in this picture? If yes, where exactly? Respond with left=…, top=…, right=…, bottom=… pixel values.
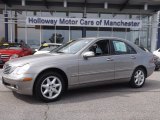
left=144, top=3, right=148, bottom=10
left=22, top=0, right=25, bottom=6
left=104, top=2, right=108, bottom=9
left=64, top=0, right=67, bottom=8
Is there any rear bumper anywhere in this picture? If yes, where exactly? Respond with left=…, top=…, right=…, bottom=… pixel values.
left=147, top=65, right=155, bottom=77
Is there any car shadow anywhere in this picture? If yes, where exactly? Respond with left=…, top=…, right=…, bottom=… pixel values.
left=12, top=79, right=160, bottom=105
left=12, top=92, right=43, bottom=104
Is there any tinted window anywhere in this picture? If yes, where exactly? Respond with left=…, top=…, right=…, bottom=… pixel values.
left=89, top=40, right=110, bottom=56
left=112, top=40, right=136, bottom=55
left=126, top=44, right=137, bottom=54
left=26, top=44, right=31, bottom=48
left=22, top=44, right=30, bottom=48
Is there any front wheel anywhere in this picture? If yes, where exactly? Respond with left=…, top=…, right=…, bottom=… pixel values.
left=35, top=72, right=65, bottom=102
left=129, top=68, right=146, bottom=88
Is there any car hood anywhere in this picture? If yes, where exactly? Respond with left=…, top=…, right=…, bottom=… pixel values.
left=7, top=53, right=76, bottom=66
left=0, top=49, right=22, bottom=55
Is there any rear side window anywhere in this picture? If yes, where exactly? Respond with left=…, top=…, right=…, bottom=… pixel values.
left=126, top=44, right=137, bottom=54
left=112, top=40, right=136, bottom=55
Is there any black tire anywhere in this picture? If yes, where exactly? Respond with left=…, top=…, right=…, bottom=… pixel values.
left=34, top=72, right=65, bottom=102
left=155, top=67, right=159, bottom=71
left=129, top=67, right=146, bottom=88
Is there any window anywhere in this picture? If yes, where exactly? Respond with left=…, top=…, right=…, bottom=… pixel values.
left=113, top=41, right=127, bottom=54
left=126, top=44, right=137, bottom=54
left=86, top=13, right=99, bottom=18
left=55, top=39, right=91, bottom=54
left=112, top=40, right=136, bottom=55
left=89, top=40, right=110, bottom=56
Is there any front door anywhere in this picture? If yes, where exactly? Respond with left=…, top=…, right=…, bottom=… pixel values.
left=78, top=39, right=114, bottom=84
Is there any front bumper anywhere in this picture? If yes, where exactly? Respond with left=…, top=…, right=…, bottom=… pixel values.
left=2, top=73, right=35, bottom=95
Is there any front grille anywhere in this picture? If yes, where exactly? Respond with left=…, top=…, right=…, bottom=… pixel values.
left=1, top=54, right=10, bottom=59
left=3, top=64, right=12, bottom=74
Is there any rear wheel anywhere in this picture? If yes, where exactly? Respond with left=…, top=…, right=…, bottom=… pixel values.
left=35, top=72, right=65, bottom=102
left=130, top=68, right=146, bottom=88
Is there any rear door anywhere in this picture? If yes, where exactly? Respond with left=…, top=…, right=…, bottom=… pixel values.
left=110, top=40, right=137, bottom=79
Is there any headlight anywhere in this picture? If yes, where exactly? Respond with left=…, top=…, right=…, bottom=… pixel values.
left=10, top=54, right=19, bottom=60
left=12, top=64, right=30, bottom=75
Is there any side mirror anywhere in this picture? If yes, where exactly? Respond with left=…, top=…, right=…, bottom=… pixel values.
left=83, top=51, right=95, bottom=59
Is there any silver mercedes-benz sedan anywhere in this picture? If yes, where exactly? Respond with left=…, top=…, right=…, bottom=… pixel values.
left=2, top=37, right=155, bottom=102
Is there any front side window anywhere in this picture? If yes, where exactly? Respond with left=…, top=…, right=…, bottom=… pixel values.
left=88, top=40, right=110, bottom=56
left=112, top=40, right=136, bottom=55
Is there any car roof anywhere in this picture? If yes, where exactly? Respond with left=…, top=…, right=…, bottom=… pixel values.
left=79, top=37, right=127, bottom=41
left=78, top=37, right=132, bottom=45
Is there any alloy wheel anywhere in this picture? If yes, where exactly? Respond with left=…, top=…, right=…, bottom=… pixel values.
left=134, top=70, right=145, bottom=86
left=41, top=76, right=62, bottom=99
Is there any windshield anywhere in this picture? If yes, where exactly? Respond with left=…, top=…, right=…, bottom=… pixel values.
left=53, top=39, right=91, bottom=54
left=0, top=43, right=22, bottom=50
left=39, top=45, right=60, bottom=51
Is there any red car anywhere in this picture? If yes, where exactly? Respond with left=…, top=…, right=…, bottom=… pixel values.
left=0, top=43, right=33, bottom=65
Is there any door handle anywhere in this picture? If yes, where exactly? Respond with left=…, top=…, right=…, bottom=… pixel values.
left=130, top=56, right=136, bottom=59
left=106, top=58, right=114, bottom=61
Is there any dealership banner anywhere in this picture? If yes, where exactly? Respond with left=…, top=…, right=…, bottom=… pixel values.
left=26, top=17, right=142, bottom=28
